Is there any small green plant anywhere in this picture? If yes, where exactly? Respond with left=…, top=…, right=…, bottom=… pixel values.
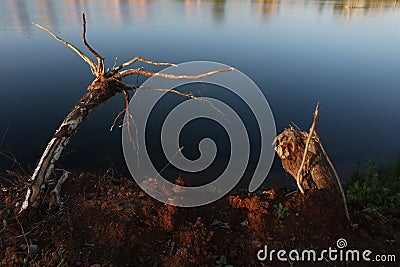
left=216, top=255, right=234, bottom=267
left=273, top=202, right=289, bottom=230
left=346, top=156, right=400, bottom=210
left=20, top=257, right=28, bottom=267
left=58, top=257, right=69, bottom=267
left=273, top=202, right=289, bottom=219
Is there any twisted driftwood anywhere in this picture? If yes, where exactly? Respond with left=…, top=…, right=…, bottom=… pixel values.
left=20, top=13, right=232, bottom=213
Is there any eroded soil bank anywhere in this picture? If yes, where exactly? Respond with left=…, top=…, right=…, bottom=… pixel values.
left=1, top=173, right=399, bottom=266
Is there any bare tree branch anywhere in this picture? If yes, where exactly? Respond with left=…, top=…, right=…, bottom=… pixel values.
left=110, top=108, right=127, bottom=131
left=122, top=90, right=138, bottom=149
left=14, top=211, right=32, bottom=260
left=82, top=13, right=104, bottom=76
left=296, top=102, right=319, bottom=194
left=118, top=67, right=234, bottom=79
left=316, top=136, right=352, bottom=226
left=49, top=171, right=69, bottom=209
left=137, top=86, right=230, bottom=123
left=138, top=87, right=195, bottom=99
left=32, top=22, right=97, bottom=76
left=114, top=56, right=177, bottom=72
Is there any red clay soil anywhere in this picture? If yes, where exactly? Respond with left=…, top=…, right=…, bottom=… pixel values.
left=1, top=172, right=399, bottom=266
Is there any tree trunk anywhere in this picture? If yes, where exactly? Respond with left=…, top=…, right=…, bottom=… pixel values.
left=21, top=78, right=124, bottom=211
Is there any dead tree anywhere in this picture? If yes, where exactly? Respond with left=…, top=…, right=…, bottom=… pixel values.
left=20, top=13, right=232, bottom=213
left=274, top=104, right=352, bottom=224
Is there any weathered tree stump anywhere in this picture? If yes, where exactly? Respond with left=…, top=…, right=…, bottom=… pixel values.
left=274, top=104, right=352, bottom=225
left=274, top=127, right=337, bottom=193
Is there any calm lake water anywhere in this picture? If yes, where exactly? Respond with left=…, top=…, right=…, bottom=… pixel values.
left=1, top=0, right=400, bottom=188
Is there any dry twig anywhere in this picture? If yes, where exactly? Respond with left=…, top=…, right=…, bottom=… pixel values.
left=118, top=67, right=233, bottom=79
left=317, top=137, right=352, bottom=225
left=14, top=212, right=32, bottom=260
left=294, top=103, right=352, bottom=225
left=114, top=56, right=177, bottom=72
left=82, top=13, right=104, bottom=76
left=32, top=22, right=97, bottom=76
left=296, top=103, right=319, bottom=194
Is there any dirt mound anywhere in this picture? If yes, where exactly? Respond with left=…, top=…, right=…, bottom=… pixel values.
left=1, top=173, right=399, bottom=266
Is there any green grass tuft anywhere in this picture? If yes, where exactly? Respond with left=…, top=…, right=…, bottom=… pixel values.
left=346, top=155, right=400, bottom=210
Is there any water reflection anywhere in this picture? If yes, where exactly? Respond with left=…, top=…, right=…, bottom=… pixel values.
left=184, top=0, right=202, bottom=22
left=37, top=0, right=58, bottom=31
left=7, top=0, right=32, bottom=35
left=332, top=0, right=399, bottom=19
left=63, top=0, right=85, bottom=26
left=211, top=0, right=227, bottom=24
left=251, top=0, right=281, bottom=20
left=4, top=0, right=399, bottom=35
